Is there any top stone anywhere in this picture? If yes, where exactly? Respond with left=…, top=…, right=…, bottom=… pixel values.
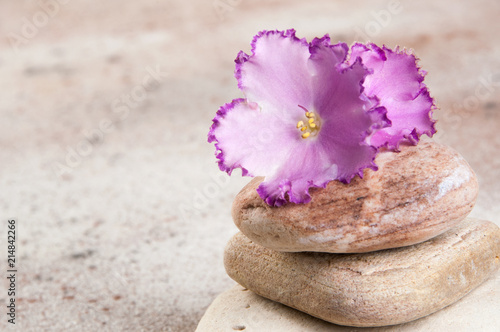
left=232, top=142, right=478, bottom=253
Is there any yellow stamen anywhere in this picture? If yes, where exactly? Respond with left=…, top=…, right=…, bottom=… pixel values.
left=296, top=106, right=321, bottom=139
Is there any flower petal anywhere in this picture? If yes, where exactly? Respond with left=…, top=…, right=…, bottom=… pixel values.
left=256, top=141, right=339, bottom=206
left=208, top=98, right=302, bottom=177
left=350, top=43, right=436, bottom=149
left=309, top=38, right=389, bottom=182
left=370, top=88, right=436, bottom=148
left=235, top=29, right=313, bottom=114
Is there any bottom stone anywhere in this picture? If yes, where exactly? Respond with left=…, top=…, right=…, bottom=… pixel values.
left=223, top=218, right=500, bottom=327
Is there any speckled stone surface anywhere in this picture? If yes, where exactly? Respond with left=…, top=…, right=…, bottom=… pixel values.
left=232, top=142, right=478, bottom=253
left=1, top=0, right=500, bottom=331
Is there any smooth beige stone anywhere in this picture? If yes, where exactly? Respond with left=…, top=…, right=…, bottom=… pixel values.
left=196, top=272, right=500, bottom=332
left=232, top=142, right=478, bottom=253
left=223, top=218, right=500, bottom=327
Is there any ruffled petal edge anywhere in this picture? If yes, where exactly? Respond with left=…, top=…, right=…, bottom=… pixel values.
left=208, top=98, right=252, bottom=177
left=234, top=29, right=309, bottom=90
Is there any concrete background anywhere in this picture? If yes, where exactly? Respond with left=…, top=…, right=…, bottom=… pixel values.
left=0, top=0, right=499, bottom=331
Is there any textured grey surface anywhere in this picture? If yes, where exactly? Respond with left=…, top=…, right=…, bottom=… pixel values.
left=0, top=0, right=499, bottom=331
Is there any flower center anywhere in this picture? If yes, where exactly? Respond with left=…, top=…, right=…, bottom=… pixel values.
left=296, top=106, right=321, bottom=139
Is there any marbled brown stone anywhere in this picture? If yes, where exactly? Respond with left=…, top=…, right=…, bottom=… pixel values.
left=224, top=218, right=500, bottom=327
left=232, top=142, right=478, bottom=253
left=196, top=275, right=500, bottom=332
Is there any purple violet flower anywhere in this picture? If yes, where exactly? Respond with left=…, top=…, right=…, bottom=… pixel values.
left=208, top=29, right=436, bottom=206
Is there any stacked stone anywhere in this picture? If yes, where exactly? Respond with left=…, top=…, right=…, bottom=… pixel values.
left=223, top=142, right=500, bottom=327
